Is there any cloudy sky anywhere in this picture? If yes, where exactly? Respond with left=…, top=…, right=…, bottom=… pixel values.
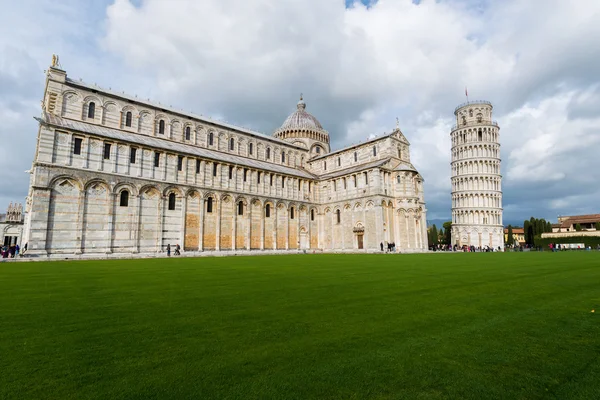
left=1, top=0, right=599, bottom=226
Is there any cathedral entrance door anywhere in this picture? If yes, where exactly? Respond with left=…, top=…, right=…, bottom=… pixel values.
left=300, top=231, right=308, bottom=250
left=357, top=234, right=364, bottom=249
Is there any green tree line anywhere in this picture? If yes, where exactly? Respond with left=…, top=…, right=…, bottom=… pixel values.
left=523, top=217, right=553, bottom=245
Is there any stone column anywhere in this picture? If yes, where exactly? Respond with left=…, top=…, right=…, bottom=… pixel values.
left=405, top=215, right=411, bottom=249
left=133, top=194, right=141, bottom=253
left=106, top=193, right=116, bottom=254
left=83, top=136, right=90, bottom=169
left=74, top=189, right=85, bottom=254
left=162, top=153, right=168, bottom=181
left=247, top=201, right=252, bottom=250
left=112, top=144, right=118, bottom=173
left=138, top=149, right=144, bottom=178
left=260, top=207, right=265, bottom=250
left=198, top=198, right=204, bottom=251
left=180, top=194, right=187, bottom=251
left=285, top=208, right=289, bottom=250
left=215, top=197, right=221, bottom=251
left=273, top=205, right=278, bottom=250
left=157, top=196, right=164, bottom=253
left=232, top=204, right=237, bottom=251
left=65, top=134, right=73, bottom=166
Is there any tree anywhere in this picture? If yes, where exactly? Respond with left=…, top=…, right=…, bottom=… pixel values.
left=431, top=224, right=439, bottom=246
left=443, top=221, right=452, bottom=244
left=506, top=225, right=514, bottom=246
left=575, top=223, right=582, bottom=232
left=596, top=222, right=600, bottom=231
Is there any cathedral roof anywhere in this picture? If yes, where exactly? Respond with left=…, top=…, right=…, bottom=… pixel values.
left=37, top=113, right=318, bottom=180
left=65, top=78, right=306, bottom=151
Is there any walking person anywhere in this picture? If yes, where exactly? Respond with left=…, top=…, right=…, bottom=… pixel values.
left=166, top=243, right=171, bottom=257
left=175, top=244, right=181, bottom=256
left=15, top=244, right=19, bottom=257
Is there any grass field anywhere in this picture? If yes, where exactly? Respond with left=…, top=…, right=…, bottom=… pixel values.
left=1, top=253, right=600, bottom=399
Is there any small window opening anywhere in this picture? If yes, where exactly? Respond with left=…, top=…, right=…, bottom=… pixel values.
left=103, top=143, right=111, bottom=160
left=88, top=102, right=95, bottom=119
left=73, top=138, right=83, bottom=155
left=119, top=190, right=129, bottom=207
left=168, top=193, right=176, bottom=210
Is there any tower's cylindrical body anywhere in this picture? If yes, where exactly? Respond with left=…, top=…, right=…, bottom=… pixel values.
left=450, top=101, right=504, bottom=250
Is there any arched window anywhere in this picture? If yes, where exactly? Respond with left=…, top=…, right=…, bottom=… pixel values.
left=266, top=148, right=271, bottom=159
left=265, top=204, right=271, bottom=218
left=185, top=126, right=191, bottom=141
left=88, top=102, right=95, bottom=119
left=238, top=201, right=244, bottom=216
left=311, top=209, right=315, bottom=221
left=119, top=190, right=129, bottom=207
left=354, top=152, right=358, bottom=162
left=125, top=111, right=132, bottom=127
left=338, top=157, right=341, bottom=166
left=159, top=119, right=165, bottom=134
left=208, top=132, right=214, bottom=146
left=229, top=137, right=235, bottom=151
left=373, top=146, right=377, bottom=156
left=397, top=175, right=401, bottom=184
left=207, top=197, right=213, bottom=213
left=336, top=209, right=341, bottom=224
left=316, top=146, right=321, bottom=154
left=249, top=143, right=253, bottom=155
left=478, top=129, right=483, bottom=141
left=282, top=152, right=285, bottom=163
left=290, top=207, right=294, bottom=220
left=168, top=193, right=176, bottom=210
left=469, top=109, right=473, bottom=117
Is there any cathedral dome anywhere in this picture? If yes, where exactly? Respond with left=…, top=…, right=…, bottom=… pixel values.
left=279, top=97, right=324, bottom=131
left=274, top=96, right=330, bottom=155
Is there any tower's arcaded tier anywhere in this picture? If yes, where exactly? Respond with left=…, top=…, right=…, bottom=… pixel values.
left=450, top=101, right=504, bottom=250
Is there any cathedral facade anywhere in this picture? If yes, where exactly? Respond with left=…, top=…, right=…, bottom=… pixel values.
left=22, top=59, right=428, bottom=257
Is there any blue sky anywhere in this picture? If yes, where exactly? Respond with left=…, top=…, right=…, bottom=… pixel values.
left=1, top=0, right=600, bottom=227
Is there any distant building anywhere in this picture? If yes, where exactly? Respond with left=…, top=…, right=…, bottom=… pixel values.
left=1, top=203, right=24, bottom=246
left=542, top=214, right=600, bottom=239
left=504, top=227, right=525, bottom=244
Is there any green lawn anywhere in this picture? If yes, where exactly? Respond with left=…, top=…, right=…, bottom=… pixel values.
left=1, top=253, right=599, bottom=399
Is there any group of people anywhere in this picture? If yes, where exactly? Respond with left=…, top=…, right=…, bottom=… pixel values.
left=380, top=242, right=397, bottom=252
left=1, top=244, right=20, bottom=258
left=166, top=244, right=181, bottom=256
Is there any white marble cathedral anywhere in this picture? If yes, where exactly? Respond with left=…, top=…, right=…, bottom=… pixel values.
left=450, top=100, right=504, bottom=249
left=22, top=57, right=428, bottom=257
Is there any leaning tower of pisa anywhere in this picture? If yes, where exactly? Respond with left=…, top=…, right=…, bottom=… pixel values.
left=450, top=100, right=504, bottom=250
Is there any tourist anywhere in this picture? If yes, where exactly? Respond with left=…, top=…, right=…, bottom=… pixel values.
left=175, top=244, right=181, bottom=256
left=380, top=242, right=383, bottom=252
left=15, top=244, right=20, bottom=257
left=166, top=244, right=171, bottom=257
